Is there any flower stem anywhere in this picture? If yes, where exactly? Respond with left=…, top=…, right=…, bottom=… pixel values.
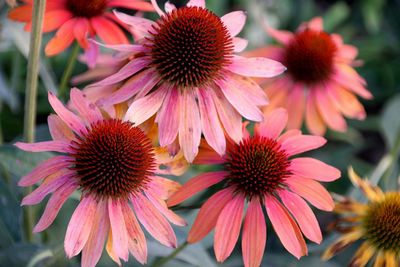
left=23, top=0, right=47, bottom=242
left=59, top=42, right=80, bottom=99
left=151, top=241, right=189, bottom=267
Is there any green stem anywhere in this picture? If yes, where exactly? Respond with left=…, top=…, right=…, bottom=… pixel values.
left=151, top=241, right=189, bottom=267
left=58, top=42, right=80, bottom=99
left=23, top=0, right=46, bottom=243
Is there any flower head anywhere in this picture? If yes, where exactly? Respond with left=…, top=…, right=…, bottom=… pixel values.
left=16, top=89, right=186, bottom=266
left=245, top=17, right=372, bottom=135
left=167, top=108, right=340, bottom=267
left=323, top=168, right=400, bottom=267
left=86, top=0, right=286, bottom=162
left=8, top=0, right=154, bottom=56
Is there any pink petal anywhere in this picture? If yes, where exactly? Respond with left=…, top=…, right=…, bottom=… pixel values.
left=277, top=129, right=301, bottom=143
left=316, top=87, right=347, bottom=132
left=88, top=57, right=149, bottom=88
left=15, top=140, right=70, bottom=153
left=48, top=91, right=87, bottom=135
left=167, top=171, right=227, bottom=207
left=214, top=194, right=245, bottom=262
left=285, top=83, right=306, bottom=129
left=73, top=18, right=89, bottom=48
left=148, top=176, right=181, bottom=200
left=42, top=10, right=73, bottom=33
left=155, top=88, right=179, bottom=147
left=227, top=55, right=286, bottom=78
left=18, top=155, right=72, bottom=186
left=47, top=114, right=75, bottom=141
left=82, top=199, right=109, bottom=267
left=209, top=86, right=243, bottom=144
left=286, top=176, right=334, bottom=211
left=279, top=190, right=322, bottom=243
left=255, top=108, right=288, bottom=139
left=21, top=170, right=74, bottom=205
left=108, top=0, right=155, bottom=11
left=91, top=16, right=128, bottom=45
left=64, top=195, right=97, bottom=258
left=305, top=91, right=326, bottom=136
left=221, top=11, right=246, bottom=37
left=333, top=65, right=372, bottom=99
left=131, top=194, right=177, bottom=248
left=33, top=180, right=77, bottom=232
left=266, top=26, right=294, bottom=45
left=280, top=134, right=326, bottom=156
left=70, top=88, right=102, bottom=124
left=113, top=11, right=153, bottom=37
left=145, top=190, right=186, bottom=226
left=197, top=88, right=226, bottom=155
left=307, top=17, right=323, bottom=31
left=124, top=84, right=169, bottom=126
left=108, top=199, right=129, bottom=261
left=178, top=89, right=202, bottom=162
left=327, top=84, right=366, bottom=120
left=194, top=140, right=226, bottom=165
left=188, top=188, right=234, bottom=243
left=215, top=77, right=264, bottom=122
left=265, top=196, right=307, bottom=259
left=164, top=1, right=176, bottom=12
left=121, top=201, right=147, bottom=264
left=242, top=198, right=266, bottom=267
left=233, top=37, right=248, bottom=52
left=186, top=0, right=205, bottom=7
left=98, top=68, right=160, bottom=107
left=289, top=157, right=341, bottom=182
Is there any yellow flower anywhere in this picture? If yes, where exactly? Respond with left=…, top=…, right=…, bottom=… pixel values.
left=323, top=167, right=400, bottom=267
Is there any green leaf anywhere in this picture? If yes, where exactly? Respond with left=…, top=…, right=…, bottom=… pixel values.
left=323, top=2, right=350, bottom=31
left=381, top=94, right=400, bottom=149
left=0, top=243, right=41, bottom=267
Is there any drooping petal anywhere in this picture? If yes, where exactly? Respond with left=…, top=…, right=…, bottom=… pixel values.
left=47, top=114, right=75, bottom=141
left=33, top=180, right=77, bottom=232
left=316, top=87, right=347, bottom=132
left=255, top=108, right=288, bottom=139
left=82, top=199, right=109, bottom=267
left=113, top=10, right=153, bottom=37
left=305, top=90, right=326, bottom=136
left=214, top=194, right=245, bottom=262
left=124, top=84, right=169, bottom=126
left=167, top=171, right=227, bottom=207
left=156, top=88, right=179, bottom=147
left=289, top=157, right=341, bottom=182
left=286, top=176, right=334, bottom=211
left=70, top=88, right=102, bottom=124
left=265, top=196, right=307, bottom=259
left=108, top=199, right=129, bottom=261
left=131, top=194, right=177, bottom=248
left=18, top=155, right=72, bottom=186
left=348, top=242, right=375, bottom=267
left=188, top=188, right=234, bottom=243
left=21, top=170, right=74, bottom=205
left=145, top=190, right=186, bottom=226
left=8, top=5, right=32, bottom=22
left=280, top=134, right=326, bottom=156
left=15, top=140, right=71, bottom=153
left=48, top=91, right=87, bottom=135
left=109, top=0, right=155, bottom=11
left=333, top=64, right=372, bottom=99
left=242, top=198, right=266, bottom=267
left=197, top=88, right=226, bottom=156
left=64, top=195, right=97, bottom=258
left=73, top=18, right=90, bottom=48
left=285, top=83, right=306, bottom=130
left=178, top=89, right=202, bottom=162
left=221, top=11, right=246, bottom=37
left=209, top=87, right=243, bottom=144
left=327, top=84, right=366, bottom=120
left=322, top=230, right=364, bottom=260
left=91, top=16, right=128, bottom=45
left=279, top=190, right=322, bottom=243
left=106, top=230, right=121, bottom=266
left=42, top=10, right=73, bottom=33
left=121, top=201, right=147, bottom=264
left=45, top=18, right=75, bottom=56
left=227, top=55, right=286, bottom=78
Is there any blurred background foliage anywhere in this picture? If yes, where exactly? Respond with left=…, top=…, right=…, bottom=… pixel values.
left=0, top=0, right=399, bottom=266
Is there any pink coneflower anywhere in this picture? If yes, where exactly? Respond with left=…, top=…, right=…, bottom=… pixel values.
left=8, top=0, right=154, bottom=56
left=167, top=108, right=341, bottom=267
left=245, top=17, right=372, bottom=135
left=16, top=89, right=186, bottom=266
left=87, top=0, right=286, bottom=162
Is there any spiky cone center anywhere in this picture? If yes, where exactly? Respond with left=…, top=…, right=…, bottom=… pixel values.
left=66, top=0, right=107, bottom=18
left=148, top=6, right=234, bottom=88
left=225, top=136, right=292, bottom=199
left=70, top=119, right=155, bottom=199
left=362, top=192, right=400, bottom=253
left=284, top=29, right=337, bottom=84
